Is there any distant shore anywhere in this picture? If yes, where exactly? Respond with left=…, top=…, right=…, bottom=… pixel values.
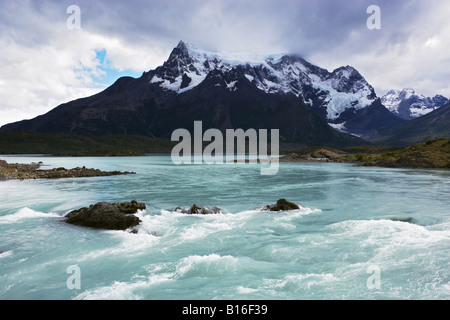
left=280, top=139, right=450, bottom=169
left=0, top=159, right=135, bottom=181
left=1, top=139, right=448, bottom=180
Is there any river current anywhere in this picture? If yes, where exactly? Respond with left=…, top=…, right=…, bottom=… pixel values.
left=0, top=155, right=449, bottom=300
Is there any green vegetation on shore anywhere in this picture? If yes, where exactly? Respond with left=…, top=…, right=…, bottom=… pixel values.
left=336, top=139, right=450, bottom=169
left=280, top=139, right=450, bottom=169
left=0, top=132, right=176, bottom=156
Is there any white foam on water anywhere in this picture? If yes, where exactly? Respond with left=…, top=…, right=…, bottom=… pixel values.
left=176, top=254, right=240, bottom=278
left=74, top=261, right=178, bottom=300
left=179, top=221, right=233, bottom=241
left=0, top=250, right=13, bottom=258
left=259, top=272, right=339, bottom=295
left=143, top=209, right=256, bottom=242
left=74, top=280, right=145, bottom=300
left=323, top=218, right=450, bottom=299
left=328, top=219, right=450, bottom=249
left=236, top=286, right=259, bottom=294
left=75, top=233, right=160, bottom=263
left=0, top=207, right=60, bottom=224
left=75, top=254, right=242, bottom=299
left=327, top=219, right=450, bottom=269
left=106, top=205, right=325, bottom=264
left=283, top=273, right=339, bottom=290
left=272, top=206, right=322, bottom=222
left=74, top=209, right=251, bottom=262
left=135, top=210, right=181, bottom=237
left=70, top=207, right=448, bottom=299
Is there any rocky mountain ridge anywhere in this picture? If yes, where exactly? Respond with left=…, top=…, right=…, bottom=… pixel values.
left=147, top=41, right=377, bottom=122
left=381, top=88, right=448, bottom=120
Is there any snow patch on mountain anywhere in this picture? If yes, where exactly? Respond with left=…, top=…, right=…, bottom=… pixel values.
left=308, top=69, right=375, bottom=120
left=381, top=88, right=416, bottom=114
left=329, top=121, right=348, bottom=131
left=409, top=106, right=436, bottom=117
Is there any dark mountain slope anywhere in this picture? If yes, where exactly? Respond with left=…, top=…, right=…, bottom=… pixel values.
left=337, top=99, right=406, bottom=140
left=375, top=102, right=450, bottom=145
left=0, top=41, right=372, bottom=148
left=0, top=71, right=364, bottom=147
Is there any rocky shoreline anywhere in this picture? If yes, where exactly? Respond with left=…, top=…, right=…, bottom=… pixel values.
left=280, top=148, right=343, bottom=163
left=0, top=159, right=135, bottom=181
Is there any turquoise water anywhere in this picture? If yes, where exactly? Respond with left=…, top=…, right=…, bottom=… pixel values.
left=0, top=155, right=449, bottom=300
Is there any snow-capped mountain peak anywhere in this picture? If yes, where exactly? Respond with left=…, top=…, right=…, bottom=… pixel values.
left=149, top=41, right=377, bottom=120
left=381, top=88, right=449, bottom=120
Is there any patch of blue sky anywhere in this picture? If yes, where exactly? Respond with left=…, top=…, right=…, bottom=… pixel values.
left=92, top=49, right=141, bottom=87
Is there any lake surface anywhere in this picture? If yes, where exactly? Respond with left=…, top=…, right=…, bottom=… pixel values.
left=0, top=155, right=449, bottom=300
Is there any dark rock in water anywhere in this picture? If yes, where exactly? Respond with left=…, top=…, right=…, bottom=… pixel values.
left=113, top=199, right=146, bottom=214
left=173, top=204, right=221, bottom=215
left=389, top=217, right=416, bottom=224
left=201, top=206, right=222, bottom=215
left=190, top=204, right=202, bottom=214
left=65, top=200, right=145, bottom=230
left=263, top=198, right=300, bottom=211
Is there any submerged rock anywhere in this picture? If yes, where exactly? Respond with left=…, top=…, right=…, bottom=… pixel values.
left=263, top=198, right=300, bottom=211
left=173, top=204, right=221, bottom=215
left=65, top=200, right=145, bottom=230
left=388, top=217, right=416, bottom=224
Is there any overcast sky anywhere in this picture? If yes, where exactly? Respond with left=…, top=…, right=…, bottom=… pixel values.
left=0, top=0, right=449, bottom=127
